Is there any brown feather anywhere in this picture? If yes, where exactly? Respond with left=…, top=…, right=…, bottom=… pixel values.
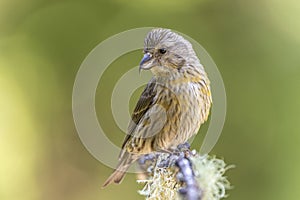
left=102, top=28, right=212, bottom=188
left=102, top=152, right=137, bottom=188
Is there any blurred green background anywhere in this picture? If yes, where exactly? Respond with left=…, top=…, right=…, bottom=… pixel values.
left=1, top=0, right=300, bottom=199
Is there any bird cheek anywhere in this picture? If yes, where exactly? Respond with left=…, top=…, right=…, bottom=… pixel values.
left=166, top=55, right=185, bottom=69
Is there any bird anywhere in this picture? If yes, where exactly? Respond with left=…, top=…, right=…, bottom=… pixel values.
left=102, top=28, right=212, bottom=187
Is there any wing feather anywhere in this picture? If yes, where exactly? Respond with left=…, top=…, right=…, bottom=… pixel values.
left=119, top=78, right=156, bottom=158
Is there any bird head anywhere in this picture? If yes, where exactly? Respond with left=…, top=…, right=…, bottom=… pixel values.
left=139, top=28, right=199, bottom=77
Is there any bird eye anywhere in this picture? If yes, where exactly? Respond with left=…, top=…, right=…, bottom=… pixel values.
left=159, top=48, right=167, bottom=54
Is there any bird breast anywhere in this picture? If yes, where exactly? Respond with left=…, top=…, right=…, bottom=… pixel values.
left=162, top=81, right=205, bottom=146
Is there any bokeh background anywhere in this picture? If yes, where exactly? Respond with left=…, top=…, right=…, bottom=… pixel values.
left=1, top=0, right=300, bottom=199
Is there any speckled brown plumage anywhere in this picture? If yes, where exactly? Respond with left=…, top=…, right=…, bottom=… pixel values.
left=103, top=28, right=212, bottom=187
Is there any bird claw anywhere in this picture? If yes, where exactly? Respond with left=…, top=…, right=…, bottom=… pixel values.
left=138, top=142, right=192, bottom=170
left=177, top=142, right=191, bottom=151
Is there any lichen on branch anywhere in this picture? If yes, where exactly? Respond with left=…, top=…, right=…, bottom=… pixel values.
left=137, top=147, right=232, bottom=200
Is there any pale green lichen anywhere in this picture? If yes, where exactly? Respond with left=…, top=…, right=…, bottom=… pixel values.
left=138, top=152, right=232, bottom=200
left=190, top=154, right=233, bottom=200
left=137, top=154, right=181, bottom=199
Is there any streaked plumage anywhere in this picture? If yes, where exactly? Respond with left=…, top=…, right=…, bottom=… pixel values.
left=102, top=28, right=212, bottom=187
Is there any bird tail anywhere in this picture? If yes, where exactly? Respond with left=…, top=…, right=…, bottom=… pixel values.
left=102, top=152, right=136, bottom=188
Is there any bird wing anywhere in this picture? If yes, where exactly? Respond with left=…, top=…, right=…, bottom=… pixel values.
left=119, top=78, right=156, bottom=159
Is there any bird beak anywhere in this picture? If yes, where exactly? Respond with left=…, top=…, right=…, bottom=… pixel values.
left=139, top=52, right=153, bottom=73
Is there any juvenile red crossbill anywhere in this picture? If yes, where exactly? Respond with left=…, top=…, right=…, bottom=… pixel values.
left=103, top=28, right=212, bottom=187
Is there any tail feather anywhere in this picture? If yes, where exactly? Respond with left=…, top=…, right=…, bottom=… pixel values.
left=102, top=152, right=136, bottom=188
left=102, top=168, right=128, bottom=188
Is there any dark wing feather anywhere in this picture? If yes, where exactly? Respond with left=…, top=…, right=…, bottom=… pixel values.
left=104, top=78, right=156, bottom=186
left=119, top=78, right=156, bottom=155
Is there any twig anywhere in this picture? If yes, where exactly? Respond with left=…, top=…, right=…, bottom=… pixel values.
left=137, top=143, right=232, bottom=200
left=176, top=156, right=202, bottom=200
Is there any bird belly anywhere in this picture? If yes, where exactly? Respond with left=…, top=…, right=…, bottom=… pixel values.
left=169, top=83, right=203, bottom=147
